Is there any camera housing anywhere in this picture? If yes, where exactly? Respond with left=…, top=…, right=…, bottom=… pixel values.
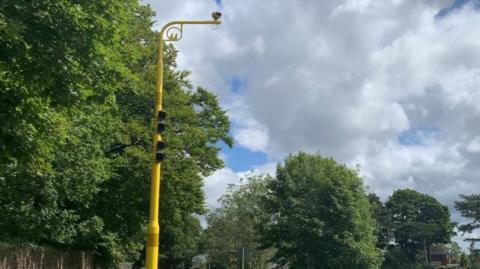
left=212, top=12, right=222, bottom=21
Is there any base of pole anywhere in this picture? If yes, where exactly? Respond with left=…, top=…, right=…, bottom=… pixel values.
left=146, top=222, right=159, bottom=269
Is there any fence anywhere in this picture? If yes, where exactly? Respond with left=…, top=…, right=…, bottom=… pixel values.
left=0, top=243, right=96, bottom=269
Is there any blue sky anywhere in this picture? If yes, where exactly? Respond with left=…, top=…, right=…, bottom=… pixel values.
left=220, top=76, right=266, bottom=172
left=437, top=0, right=480, bottom=17
left=220, top=141, right=267, bottom=172
left=228, top=76, right=245, bottom=93
left=398, top=127, right=439, bottom=146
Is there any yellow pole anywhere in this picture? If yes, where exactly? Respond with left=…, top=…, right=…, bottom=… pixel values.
left=145, top=14, right=221, bottom=269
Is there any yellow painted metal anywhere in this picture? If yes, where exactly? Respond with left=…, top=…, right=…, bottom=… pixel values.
left=145, top=18, right=221, bottom=269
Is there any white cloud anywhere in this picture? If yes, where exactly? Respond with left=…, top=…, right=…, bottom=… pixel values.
left=233, top=127, right=269, bottom=152
left=467, top=137, right=480, bottom=153
left=203, top=167, right=240, bottom=209
left=203, top=162, right=276, bottom=209
left=226, top=97, right=269, bottom=152
left=145, top=0, right=480, bottom=247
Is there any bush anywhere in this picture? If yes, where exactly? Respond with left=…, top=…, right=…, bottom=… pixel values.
left=468, top=262, right=480, bottom=269
left=381, top=248, right=412, bottom=269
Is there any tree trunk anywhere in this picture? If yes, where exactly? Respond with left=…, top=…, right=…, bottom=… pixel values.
left=424, top=240, right=428, bottom=265
left=427, top=243, right=431, bottom=265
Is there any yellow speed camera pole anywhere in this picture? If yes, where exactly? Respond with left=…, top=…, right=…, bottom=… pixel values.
left=145, top=12, right=222, bottom=269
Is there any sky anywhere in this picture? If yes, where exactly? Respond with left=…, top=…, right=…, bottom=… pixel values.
left=142, top=0, right=480, bottom=248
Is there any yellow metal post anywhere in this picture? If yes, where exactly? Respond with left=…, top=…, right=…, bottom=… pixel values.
left=145, top=14, right=221, bottom=269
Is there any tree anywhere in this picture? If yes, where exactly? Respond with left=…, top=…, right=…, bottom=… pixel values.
left=203, top=175, right=273, bottom=269
left=0, top=1, right=232, bottom=266
left=368, top=193, right=392, bottom=250
left=0, top=0, right=146, bottom=262
left=460, top=252, right=470, bottom=268
left=455, top=194, right=480, bottom=248
left=261, top=152, right=382, bottom=269
left=381, top=247, right=414, bottom=269
left=385, top=189, right=454, bottom=264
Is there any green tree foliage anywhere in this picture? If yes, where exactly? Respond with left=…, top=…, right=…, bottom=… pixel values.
left=385, top=189, right=454, bottom=264
left=456, top=194, right=480, bottom=261
left=261, top=152, right=382, bottom=269
left=368, top=193, right=392, bottom=250
left=203, top=175, right=273, bottom=269
left=455, top=194, right=480, bottom=242
left=381, top=247, right=414, bottom=269
left=460, top=252, right=471, bottom=268
left=0, top=1, right=232, bottom=266
left=0, top=0, right=142, bottom=259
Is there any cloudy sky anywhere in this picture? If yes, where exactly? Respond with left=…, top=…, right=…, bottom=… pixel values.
left=142, top=0, right=480, bottom=246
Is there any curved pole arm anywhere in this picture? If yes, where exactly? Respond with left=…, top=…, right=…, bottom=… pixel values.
left=155, top=19, right=221, bottom=111
left=160, top=20, right=221, bottom=42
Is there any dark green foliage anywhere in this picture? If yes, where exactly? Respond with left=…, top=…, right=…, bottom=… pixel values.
left=0, top=0, right=231, bottom=266
left=261, top=152, right=381, bottom=269
left=368, top=193, right=392, bottom=250
left=455, top=194, right=480, bottom=238
left=385, top=189, right=454, bottom=263
left=460, top=252, right=471, bottom=268
left=456, top=194, right=480, bottom=268
left=381, top=247, right=414, bottom=269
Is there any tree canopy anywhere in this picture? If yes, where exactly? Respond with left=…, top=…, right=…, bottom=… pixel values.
left=455, top=194, right=480, bottom=237
left=0, top=1, right=231, bottom=266
left=385, top=189, right=454, bottom=263
left=203, top=175, right=273, bottom=269
left=455, top=194, right=480, bottom=253
left=261, top=152, right=382, bottom=269
left=368, top=193, right=392, bottom=250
